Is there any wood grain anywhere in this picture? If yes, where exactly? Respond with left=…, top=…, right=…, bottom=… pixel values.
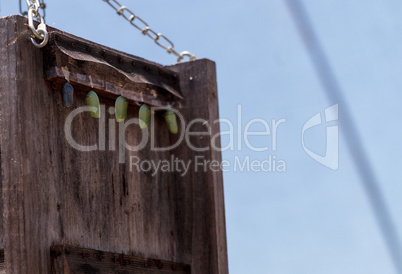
left=0, top=15, right=228, bottom=274
left=43, top=31, right=184, bottom=108
left=168, top=60, right=229, bottom=274
left=50, top=245, right=191, bottom=273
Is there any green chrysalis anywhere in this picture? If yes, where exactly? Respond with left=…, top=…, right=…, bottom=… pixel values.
left=85, top=90, right=100, bottom=118
left=115, top=96, right=128, bottom=122
left=139, top=104, right=151, bottom=129
left=164, top=110, right=178, bottom=134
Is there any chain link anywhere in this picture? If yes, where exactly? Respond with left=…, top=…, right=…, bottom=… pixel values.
left=20, top=0, right=192, bottom=56
left=102, top=0, right=196, bottom=63
left=20, top=0, right=46, bottom=20
left=23, top=0, right=48, bottom=48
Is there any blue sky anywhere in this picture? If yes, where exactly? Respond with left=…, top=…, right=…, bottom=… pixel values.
left=3, top=0, right=402, bottom=273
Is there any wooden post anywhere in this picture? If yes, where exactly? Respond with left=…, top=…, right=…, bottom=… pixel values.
left=0, top=15, right=228, bottom=273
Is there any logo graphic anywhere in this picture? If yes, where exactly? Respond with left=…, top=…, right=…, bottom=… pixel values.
left=302, top=104, right=339, bottom=170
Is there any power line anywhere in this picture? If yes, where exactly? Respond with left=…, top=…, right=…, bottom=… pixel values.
left=285, top=0, right=402, bottom=273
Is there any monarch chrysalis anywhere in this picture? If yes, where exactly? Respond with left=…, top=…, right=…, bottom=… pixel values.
left=85, top=91, right=101, bottom=118
left=115, top=96, right=128, bottom=122
left=164, top=110, right=178, bottom=134
left=139, top=104, right=151, bottom=129
left=61, top=82, right=74, bottom=108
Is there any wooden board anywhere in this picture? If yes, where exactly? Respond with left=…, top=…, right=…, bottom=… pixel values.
left=0, top=15, right=228, bottom=274
left=50, top=245, right=191, bottom=273
left=43, top=31, right=184, bottom=108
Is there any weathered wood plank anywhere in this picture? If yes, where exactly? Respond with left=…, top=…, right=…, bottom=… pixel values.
left=43, top=31, right=183, bottom=108
left=0, top=14, right=227, bottom=274
left=0, top=15, right=29, bottom=273
left=50, top=245, right=191, bottom=273
left=167, top=59, right=229, bottom=274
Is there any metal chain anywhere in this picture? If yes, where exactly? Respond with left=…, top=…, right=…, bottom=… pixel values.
left=20, top=0, right=46, bottom=20
left=24, top=0, right=48, bottom=48
left=102, top=0, right=196, bottom=63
